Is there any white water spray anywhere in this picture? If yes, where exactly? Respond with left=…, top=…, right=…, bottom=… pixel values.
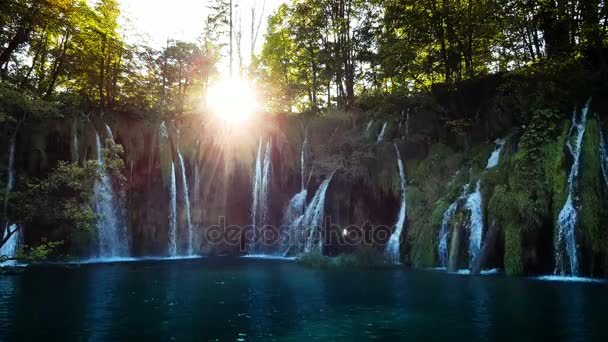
left=466, top=180, right=484, bottom=268
left=303, top=172, right=335, bottom=254
left=385, top=145, right=407, bottom=264
left=555, top=100, right=590, bottom=276
left=437, top=184, right=470, bottom=267
left=486, top=139, right=506, bottom=169
left=0, top=224, right=20, bottom=266
left=177, top=148, right=194, bottom=255
left=168, top=162, right=178, bottom=257
left=93, top=130, right=128, bottom=258
left=377, top=122, right=388, bottom=143
left=250, top=138, right=272, bottom=255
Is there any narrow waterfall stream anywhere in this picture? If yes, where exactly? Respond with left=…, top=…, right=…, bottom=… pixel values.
left=377, top=122, right=388, bottom=143
left=93, top=130, right=128, bottom=259
left=385, top=145, right=407, bottom=264
left=250, top=138, right=271, bottom=255
left=555, top=100, right=590, bottom=276
left=466, top=181, right=483, bottom=267
left=168, top=162, right=178, bottom=257
left=365, top=120, right=374, bottom=135
left=177, top=148, right=194, bottom=255
left=303, top=171, right=336, bottom=254
left=486, top=139, right=506, bottom=169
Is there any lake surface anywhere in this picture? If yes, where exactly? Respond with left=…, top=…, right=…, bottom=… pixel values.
left=1, top=258, right=607, bottom=341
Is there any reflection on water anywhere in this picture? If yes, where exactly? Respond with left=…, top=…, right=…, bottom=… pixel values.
left=1, top=259, right=607, bottom=341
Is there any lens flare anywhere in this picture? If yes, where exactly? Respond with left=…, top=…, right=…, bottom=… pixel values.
left=206, top=79, right=258, bottom=125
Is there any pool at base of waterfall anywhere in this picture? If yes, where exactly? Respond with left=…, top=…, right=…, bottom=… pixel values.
left=1, top=258, right=607, bottom=341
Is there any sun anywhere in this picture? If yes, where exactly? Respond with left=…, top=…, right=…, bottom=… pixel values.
left=206, top=79, right=258, bottom=125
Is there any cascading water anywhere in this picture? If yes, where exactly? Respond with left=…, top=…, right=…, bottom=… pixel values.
left=437, top=184, right=470, bottom=267
left=486, top=139, right=506, bottom=169
left=555, top=101, right=590, bottom=276
left=0, top=224, right=19, bottom=266
left=303, top=172, right=336, bottom=254
left=377, top=122, right=388, bottom=143
left=250, top=138, right=272, bottom=255
left=281, top=137, right=310, bottom=256
left=177, top=148, right=194, bottom=255
left=93, top=131, right=128, bottom=258
left=280, top=189, right=308, bottom=256
left=385, top=145, right=407, bottom=264
left=466, top=180, right=483, bottom=268
left=168, top=162, right=178, bottom=257
left=599, top=125, right=608, bottom=190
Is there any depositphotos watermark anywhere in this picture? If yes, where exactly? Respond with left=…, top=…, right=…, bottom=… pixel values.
left=201, top=217, right=393, bottom=252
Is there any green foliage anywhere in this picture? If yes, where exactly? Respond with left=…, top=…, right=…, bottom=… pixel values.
left=578, top=119, right=608, bottom=266
left=14, top=161, right=98, bottom=235
left=297, top=246, right=389, bottom=269
left=18, top=239, right=64, bottom=262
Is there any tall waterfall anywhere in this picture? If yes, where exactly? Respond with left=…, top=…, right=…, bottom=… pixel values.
left=385, top=145, right=407, bottom=264
left=0, top=224, right=19, bottom=266
left=250, top=138, right=272, bottom=255
left=2, top=137, right=16, bottom=235
left=177, top=148, right=194, bottom=255
left=599, top=126, right=608, bottom=189
left=466, top=180, right=483, bottom=267
left=303, top=172, right=335, bottom=254
left=555, top=101, right=590, bottom=276
left=377, top=122, right=388, bottom=143
left=437, top=184, right=470, bottom=267
left=93, top=131, right=128, bottom=258
left=168, top=162, right=178, bottom=257
left=486, top=139, right=506, bottom=169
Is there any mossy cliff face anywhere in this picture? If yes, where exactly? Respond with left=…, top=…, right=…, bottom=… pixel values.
left=3, top=62, right=608, bottom=277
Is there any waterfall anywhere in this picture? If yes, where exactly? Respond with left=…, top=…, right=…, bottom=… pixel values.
left=466, top=180, right=483, bottom=268
left=0, top=224, right=19, bottom=266
left=93, top=131, right=128, bottom=258
left=555, top=101, right=590, bottom=276
left=377, top=122, right=388, bottom=143
left=385, top=145, right=407, bottom=264
left=177, top=148, right=194, bottom=255
left=281, top=137, right=311, bottom=256
left=280, top=189, right=308, bottom=256
left=104, top=124, right=114, bottom=140
left=303, top=172, right=335, bottom=254
left=168, top=162, right=178, bottom=257
left=250, top=138, right=272, bottom=255
left=2, top=137, right=16, bottom=235
left=599, top=126, right=608, bottom=190
left=437, top=184, right=470, bottom=267
left=365, top=120, right=374, bottom=135
left=486, top=139, right=506, bottom=169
